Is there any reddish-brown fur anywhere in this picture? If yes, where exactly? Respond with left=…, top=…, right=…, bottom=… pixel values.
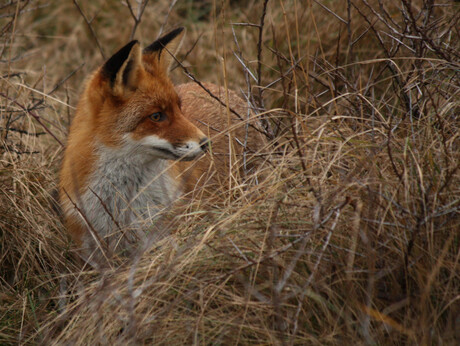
left=59, top=29, right=264, bottom=254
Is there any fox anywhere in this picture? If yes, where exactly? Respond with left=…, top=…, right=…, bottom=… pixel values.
left=59, top=27, right=264, bottom=263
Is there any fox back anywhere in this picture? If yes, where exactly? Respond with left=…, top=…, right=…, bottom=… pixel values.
left=59, top=28, right=264, bottom=263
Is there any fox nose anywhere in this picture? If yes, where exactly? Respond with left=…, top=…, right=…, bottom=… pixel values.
left=200, top=138, right=210, bottom=152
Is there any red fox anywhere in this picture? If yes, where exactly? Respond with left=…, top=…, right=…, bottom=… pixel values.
left=59, top=28, right=264, bottom=263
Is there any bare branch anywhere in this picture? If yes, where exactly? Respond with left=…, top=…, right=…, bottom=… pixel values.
left=0, top=92, right=64, bottom=147
left=73, top=0, right=106, bottom=59
left=126, top=0, right=151, bottom=40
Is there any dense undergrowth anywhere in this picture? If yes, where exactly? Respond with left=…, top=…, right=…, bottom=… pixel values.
left=1, top=0, right=459, bottom=344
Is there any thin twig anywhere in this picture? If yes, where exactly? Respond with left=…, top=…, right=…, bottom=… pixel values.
left=126, top=0, right=151, bottom=40
left=73, top=0, right=106, bottom=59
left=168, top=48, right=271, bottom=138
left=158, top=0, right=177, bottom=37
left=48, top=63, right=85, bottom=96
left=256, top=0, right=269, bottom=105
left=0, top=92, right=64, bottom=146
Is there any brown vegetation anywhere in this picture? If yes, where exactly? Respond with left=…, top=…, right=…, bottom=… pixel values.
left=1, top=0, right=459, bottom=344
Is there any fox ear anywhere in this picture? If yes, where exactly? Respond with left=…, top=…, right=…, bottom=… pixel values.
left=101, top=40, right=142, bottom=95
left=143, top=27, right=185, bottom=74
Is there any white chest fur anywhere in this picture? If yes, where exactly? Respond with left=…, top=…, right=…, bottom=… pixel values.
left=76, top=141, right=181, bottom=252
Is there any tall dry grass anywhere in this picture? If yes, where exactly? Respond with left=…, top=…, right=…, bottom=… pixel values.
left=1, top=0, right=459, bottom=344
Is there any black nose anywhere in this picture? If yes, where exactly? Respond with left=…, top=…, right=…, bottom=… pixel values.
left=200, top=138, right=210, bottom=152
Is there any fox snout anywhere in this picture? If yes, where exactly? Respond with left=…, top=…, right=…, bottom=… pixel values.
left=183, top=137, right=209, bottom=152
left=133, top=133, right=208, bottom=161
left=174, top=136, right=209, bottom=161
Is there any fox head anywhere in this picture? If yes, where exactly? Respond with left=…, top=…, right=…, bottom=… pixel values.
left=82, top=27, right=208, bottom=161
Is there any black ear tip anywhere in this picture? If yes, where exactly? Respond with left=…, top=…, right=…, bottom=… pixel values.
left=125, top=40, right=139, bottom=47
left=173, top=27, right=185, bottom=35
left=105, top=40, right=139, bottom=65
left=102, top=40, right=139, bottom=83
left=127, top=40, right=140, bottom=48
left=143, top=27, right=185, bottom=53
left=162, top=27, right=185, bottom=38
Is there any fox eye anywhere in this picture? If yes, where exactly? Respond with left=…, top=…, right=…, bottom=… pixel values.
left=149, top=112, right=166, bottom=122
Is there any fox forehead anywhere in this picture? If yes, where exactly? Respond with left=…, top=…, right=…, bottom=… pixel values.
left=106, top=76, right=181, bottom=131
left=137, top=71, right=180, bottom=107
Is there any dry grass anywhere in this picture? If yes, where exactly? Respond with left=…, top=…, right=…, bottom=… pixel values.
left=1, top=0, right=459, bottom=344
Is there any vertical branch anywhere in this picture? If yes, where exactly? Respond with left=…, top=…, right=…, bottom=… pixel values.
left=256, top=0, right=269, bottom=107
left=231, top=26, right=251, bottom=174
left=73, top=0, right=106, bottom=59
left=346, top=0, right=353, bottom=61
left=270, top=21, right=287, bottom=137
left=255, top=0, right=274, bottom=138
left=2, top=0, right=24, bottom=142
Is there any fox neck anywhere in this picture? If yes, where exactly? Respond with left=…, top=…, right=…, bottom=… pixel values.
left=94, top=141, right=179, bottom=202
left=77, top=140, right=180, bottom=247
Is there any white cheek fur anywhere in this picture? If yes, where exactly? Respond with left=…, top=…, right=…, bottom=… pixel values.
left=137, top=134, right=173, bottom=150
left=126, top=134, right=204, bottom=160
